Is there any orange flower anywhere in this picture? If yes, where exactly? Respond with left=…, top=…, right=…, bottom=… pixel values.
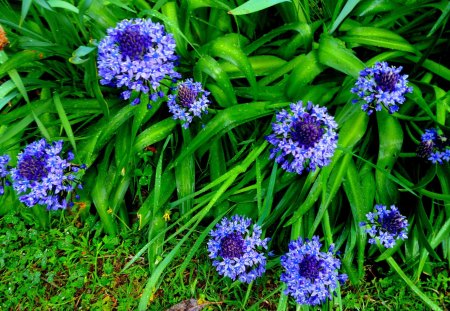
left=0, top=25, right=8, bottom=50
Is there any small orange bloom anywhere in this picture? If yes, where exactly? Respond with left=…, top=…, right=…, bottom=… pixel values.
left=0, top=26, right=8, bottom=51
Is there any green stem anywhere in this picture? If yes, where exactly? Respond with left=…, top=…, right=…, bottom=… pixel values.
left=32, top=205, right=50, bottom=229
left=322, top=209, right=332, bottom=246
left=176, top=128, right=195, bottom=216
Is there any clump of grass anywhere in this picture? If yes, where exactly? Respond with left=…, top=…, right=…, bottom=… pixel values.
left=0, top=209, right=147, bottom=310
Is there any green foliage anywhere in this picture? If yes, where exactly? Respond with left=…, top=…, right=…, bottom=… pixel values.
left=0, top=0, right=449, bottom=309
left=0, top=209, right=147, bottom=310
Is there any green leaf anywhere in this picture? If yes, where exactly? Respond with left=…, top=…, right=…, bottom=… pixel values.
left=47, top=0, right=79, bottom=13
left=137, top=171, right=176, bottom=229
left=386, top=257, right=443, bottom=311
left=427, top=1, right=450, bottom=37
left=53, top=93, right=77, bottom=152
left=219, top=55, right=286, bottom=79
left=194, top=55, right=237, bottom=107
left=259, top=162, right=277, bottom=224
left=0, top=50, right=45, bottom=77
left=228, top=0, right=291, bottom=15
left=69, top=46, right=96, bottom=64
left=171, top=102, right=276, bottom=168
left=329, top=0, right=362, bottom=34
left=133, top=118, right=177, bottom=153
left=405, top=55, right=450, bottom=82
left=20, top=0, right=33, bottom=26
left=376, top=110, right=403, bottom=204
left=318, top=34, right=365, bottom=78
left=138, top=224, right=194, bottom=311
left=341, top=27, right=416, bottom=53
left=91, top=167, right=118, bottom=235
left=245, top=22, right=314, bottom=55
left=285, top=51, right=325, bottom=99
left=7, top=70, right=30, bottom=104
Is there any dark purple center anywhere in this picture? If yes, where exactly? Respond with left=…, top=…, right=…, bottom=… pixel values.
left=299, top=254, right=322, bottom=280
left=177, top=85, right=197, bottom=108
left=380, top=212, right=404, bottom=235
left=219, top=232, right=245, bottom=259
left=116, top=25, right=148, bottom=60
left=417, top=140, right=434, bottom=159
left=374, top=71, right=399, bottom=92
left=18, top=155, right=47, bottom=181
left=291, top=114, right=324, bottom=148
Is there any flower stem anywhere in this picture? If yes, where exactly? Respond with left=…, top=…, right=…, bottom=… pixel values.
left=32, top=205, right=50, bottom=229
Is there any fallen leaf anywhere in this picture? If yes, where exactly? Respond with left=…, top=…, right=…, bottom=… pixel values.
left=166, top=299, right=204, bottom=311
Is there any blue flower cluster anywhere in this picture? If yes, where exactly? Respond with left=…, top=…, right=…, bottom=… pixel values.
left=97, top=18, right=181, bottom=106
left=167, top=79, right=210, bottom=128
left=280, top=236, right=348, bottom=306
left=351, top=62, right=413, bottom=115
left=0, top=155, right=11, bottom=195
left=266, top=101, right=338, bottom=175
left=208, top=216, right=348, bottom=306
left=207, top=215, right=270, bottom=283
left=360, top=204, right=408, bottom=248
left=1, top=139, right=85, bottom=210
left=417, top=128, right=450, bottom=164
left=97, top=18, right=211, bottom=126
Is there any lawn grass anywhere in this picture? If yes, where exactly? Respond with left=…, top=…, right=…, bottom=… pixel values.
left=1, top=208, right=448, bottom=310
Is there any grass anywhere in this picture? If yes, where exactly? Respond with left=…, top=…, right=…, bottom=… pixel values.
left=0, top=208, right=147, bottom=310
left=1, top=208, right=449, bottom=310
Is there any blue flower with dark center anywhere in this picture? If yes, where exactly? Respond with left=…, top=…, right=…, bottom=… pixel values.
left=207, top=215, right=270, bottom=283
left=417, top=128, right=450, bottom=164
left=0, top=155, right=10, bottom=195
left=10, top=139, right=85, bottom=210
left=351, top=62, right=413, bottom=115
left=97, top=18, right=181, bottom=106
left=360, top=204, right=408, bottom=248
left=280, top=236, right=347, bottom=306
left=167, top=79, right=210, bottom=128
left=265, top=101, right=338, bottom=175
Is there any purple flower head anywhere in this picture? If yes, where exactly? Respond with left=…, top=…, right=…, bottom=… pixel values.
left=207, top=215, right=270, bottom=283
left=265, top=101, right=338, bottom=175
left=360, top=204, right=408, bottom=248
left=0, top=155, right=10, bottom=195
left=280, top=236, right=347, bottom=306
left=0, top=155, right=9, bottom=178
left=417, top=128, right=449, bottom=164
left=167, top=79, right=210, bottom=128
left=351, top=62, right=413, bottom=115
left=97, top=18, right=181, bottom=106
left=10, top=139, right=85, bottom=210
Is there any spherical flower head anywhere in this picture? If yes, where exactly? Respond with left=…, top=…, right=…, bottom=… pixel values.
left=97, top=18, right=181, bottom=106
left=10, top=139, right=85, bottom=210
left=417, top=128, right=449, bottom=164
left=207, top=215, right=271, bottom=283
left=360, top=204, right=408, bottom=248
left=265, top=101, right=338, bottom=175
left=0, top=25, right=8, bottom=51
left=167, top=79, right=210, bottom=128
left=280, top=236, right=347, bottom=306
left=351, top=62, right=413, bottom=115
left=0, top=154, right=10, bottom=195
